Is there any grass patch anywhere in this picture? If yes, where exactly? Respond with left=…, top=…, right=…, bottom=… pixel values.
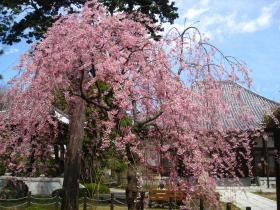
left=0, top=202, right=241, bottom=210
left=253, top=191, right=276, bottom=201
left=0, top=196, right=241, bottom=210
left=0, top=203, right=57, bottom=210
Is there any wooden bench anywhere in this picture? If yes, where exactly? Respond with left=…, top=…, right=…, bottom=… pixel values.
left=148, top=189, right=183, bottom=207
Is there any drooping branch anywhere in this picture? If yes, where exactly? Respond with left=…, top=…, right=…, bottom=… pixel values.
left=136, top=110, right=164, bottom=128
left=123, top=42, right=152, bottom=67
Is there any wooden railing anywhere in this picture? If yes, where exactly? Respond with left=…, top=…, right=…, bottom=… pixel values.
left=0, top=191, right=253, bottom=210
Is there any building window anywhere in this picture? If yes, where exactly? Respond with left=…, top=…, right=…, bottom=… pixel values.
left=254, top=137, right=263, bottom=148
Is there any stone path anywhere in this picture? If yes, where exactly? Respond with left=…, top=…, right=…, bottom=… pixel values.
left=217, top=188, right=277, bottom=210
left=109, top=188, right=125, bottom=193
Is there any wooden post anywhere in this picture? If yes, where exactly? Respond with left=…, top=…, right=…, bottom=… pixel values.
left=83, top=191, right=87, bottom=210
left=216, top=192, right=220, bottom=201
left=27, top=191, right=31, bottom=207
left=199, top=198, right=204, bottom=210
left=110, top=193, right=114, bottom=210
left=55, top=194, right=60, bottom=210
left=148, top=192, right=152, bottom=208
left=140, top=192, right=145, bottom=210
left=168, top=197, right=172, bottom=210
left=226, top=202, right=231, bottom=210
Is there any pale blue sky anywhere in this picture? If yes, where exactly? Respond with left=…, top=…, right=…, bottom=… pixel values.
left=0, top=0, right=280, bottom=101
left=169, top=0, right=280, bottom=101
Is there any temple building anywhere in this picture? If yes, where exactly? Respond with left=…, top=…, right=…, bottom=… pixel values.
left=145, top=81, right=280, bottom=185
left=212, top=81, right=279, bottom=178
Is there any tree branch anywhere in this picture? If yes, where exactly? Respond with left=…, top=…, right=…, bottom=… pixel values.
left=77, top=67, right=110, bottom=112
left=137, top=110, right=163, bottom=127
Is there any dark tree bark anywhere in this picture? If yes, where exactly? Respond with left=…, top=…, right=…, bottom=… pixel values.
left=61, top=95, right=86, bottom=210
left=126, top=164, right=141, bottom=210
left=126, top=143, right=142, bottom=210
left=54, top=144, right=59, bottom=162
left=59, top=143, right=65, bottom=174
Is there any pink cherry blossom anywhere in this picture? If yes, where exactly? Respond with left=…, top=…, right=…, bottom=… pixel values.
left=0, top=1, right=255, bottom=209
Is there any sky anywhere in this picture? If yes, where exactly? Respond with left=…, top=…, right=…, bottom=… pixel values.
left=0, top=0, right=280, bottom=101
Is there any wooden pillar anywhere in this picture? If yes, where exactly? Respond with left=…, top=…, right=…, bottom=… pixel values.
left=83, top=191, right=87, bottom=210
left=263, top=137, right=270, bottom=188
left=55, top=194, right=60, bottom=210
left=140, top=192, right=145, bottom=210
left=168, top=197, right=172, bottom=210
left=110, top=193, right=114, bottom=210
left=27, top=191, right=31, bottom=207
left=275, top=130, right=280, bottom=210
left=148, top=192, right=152, bottom=208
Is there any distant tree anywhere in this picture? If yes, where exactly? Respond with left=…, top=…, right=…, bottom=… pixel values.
left=264, top=108, right=280, bottom=130
left=0, top=85, right=7, bottom=110
left=0, top=0, right=178, bottom=45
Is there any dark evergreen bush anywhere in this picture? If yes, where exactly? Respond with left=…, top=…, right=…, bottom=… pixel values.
left=0, top=179, right=28, bottom=199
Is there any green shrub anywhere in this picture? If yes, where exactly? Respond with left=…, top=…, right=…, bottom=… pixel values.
left=0, top=162, right=5, bottom=176
left=52, top=183, right=110, bottom=198
left=51, top=189, right=63, bottom=197
left=83, top=183, right=110, bottom=195
left=0, top=179, right=28, bottom=199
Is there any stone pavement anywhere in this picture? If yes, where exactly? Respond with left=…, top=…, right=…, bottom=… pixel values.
left=109, top=187, right=277, bottom=210
left=217, top=187, right=277, bottom=210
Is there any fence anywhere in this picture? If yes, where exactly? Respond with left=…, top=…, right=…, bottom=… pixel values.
left=0, top=191, right=252, bottom=210
left=0, top=191, right=59, bottom=209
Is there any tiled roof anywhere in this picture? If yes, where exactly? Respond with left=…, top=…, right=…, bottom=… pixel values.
left=1, top=81, right=278, bottom=131
left=197, top=81, right=280, bottom=131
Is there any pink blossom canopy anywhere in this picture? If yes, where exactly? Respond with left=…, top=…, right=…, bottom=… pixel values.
left=0, top=1, right=253, bottom=208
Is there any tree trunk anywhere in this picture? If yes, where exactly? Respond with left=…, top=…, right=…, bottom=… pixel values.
left=59, top=143, right=65, bottom=175
left=126, top=164, right=141, bottom=210
left=61, top=95, right=85, bottom=210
